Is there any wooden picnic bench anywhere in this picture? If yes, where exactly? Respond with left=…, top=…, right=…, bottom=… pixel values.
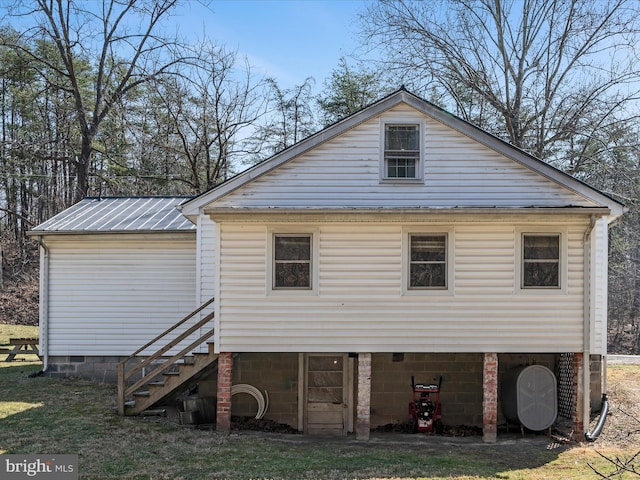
left=0, top=338, right=40, bottom=361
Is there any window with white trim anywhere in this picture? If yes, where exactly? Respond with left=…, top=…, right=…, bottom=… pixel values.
left=384, top=124, right=421, bottom=179
left=409, top=233, right=447, bottom=289
left=522, top=234, right=560, bottom=288
left=273, top=234, right=312, bottom=289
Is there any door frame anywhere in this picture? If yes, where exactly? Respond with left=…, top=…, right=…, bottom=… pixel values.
left=298, top=353, right=354, bottom=434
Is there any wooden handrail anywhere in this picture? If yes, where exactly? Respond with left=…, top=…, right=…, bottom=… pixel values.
left=124, top=311, right=215, bottom=382
left=125, top=328, right=214, bottom=397
left=117, top=297, right=215, bottom=415
left=126, top=296, right=215, bottom=361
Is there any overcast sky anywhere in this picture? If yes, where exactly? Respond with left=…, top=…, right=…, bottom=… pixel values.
left=176, top=0, right=368, bottom=92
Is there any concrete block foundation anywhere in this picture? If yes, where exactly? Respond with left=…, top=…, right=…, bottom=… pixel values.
left=44, top=351, right=602, bottom=438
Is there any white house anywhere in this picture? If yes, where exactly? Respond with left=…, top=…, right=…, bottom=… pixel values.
left=29, top=88, right=624, bottom=442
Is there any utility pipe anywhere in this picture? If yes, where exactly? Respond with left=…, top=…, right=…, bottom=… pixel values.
left=585, top=394, right=609, bottom=442
left=231, top=384, right=269, bottom=419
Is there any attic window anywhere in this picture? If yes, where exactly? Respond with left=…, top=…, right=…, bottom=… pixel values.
left=383, top=124, right=421, bottom=180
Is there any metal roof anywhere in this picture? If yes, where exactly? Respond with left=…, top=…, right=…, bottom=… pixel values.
left=30, top=197, right=196, bottom=234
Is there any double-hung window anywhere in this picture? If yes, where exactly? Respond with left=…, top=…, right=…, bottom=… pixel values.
left=521, top=234, right=560, bottom=289
left=384, top=124, right=421, bottom=180
left=273, top=234, right=312, bottom=289
left=409, top=234, right=448, bottom=289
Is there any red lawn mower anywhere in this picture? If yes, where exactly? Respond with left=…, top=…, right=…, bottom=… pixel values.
left=408, top=375, right=444, bottom=434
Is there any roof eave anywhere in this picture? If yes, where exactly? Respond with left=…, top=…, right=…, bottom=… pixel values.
left=202, top=206, right=615, bottom=222
left=27, top=229, right=196, bottom=236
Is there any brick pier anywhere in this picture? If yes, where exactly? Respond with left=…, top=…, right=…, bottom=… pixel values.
left=356, top=353, right=372, bottom=440
left=216, top=352, right=233, bottom=433
left=482, top=352, right=498, bottom=443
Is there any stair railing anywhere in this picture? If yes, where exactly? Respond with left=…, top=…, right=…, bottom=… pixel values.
left=117, top=297, right=215, bottom=415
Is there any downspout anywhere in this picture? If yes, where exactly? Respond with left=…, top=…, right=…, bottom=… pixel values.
left=585, top=394, right=609, bottom=442
left=602, top=355, right=607, bottom=397
left=37, top=237, right=50, bottom=372
left=582, top=215, right=596, bottom=438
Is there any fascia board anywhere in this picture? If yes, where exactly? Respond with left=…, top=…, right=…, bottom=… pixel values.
left=203, top=206, right=614, bottom=223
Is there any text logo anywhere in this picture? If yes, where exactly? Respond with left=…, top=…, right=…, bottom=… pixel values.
left=1, top=455, right=78, bottom=479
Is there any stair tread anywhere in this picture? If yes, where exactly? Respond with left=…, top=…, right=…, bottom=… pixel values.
left=176, top=358, right=195, bottom=365
left=123, top=350, right=219, bottom=415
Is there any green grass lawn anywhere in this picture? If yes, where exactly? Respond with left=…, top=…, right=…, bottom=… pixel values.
left=0, top=324, right=39, bottom=344
left=0, top=324, right=39, bottom=362
left=1, top=323, right=637, bottom=479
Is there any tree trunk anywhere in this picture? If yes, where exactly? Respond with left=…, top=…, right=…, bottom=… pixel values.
left=76, top=135, right=93, bottom=201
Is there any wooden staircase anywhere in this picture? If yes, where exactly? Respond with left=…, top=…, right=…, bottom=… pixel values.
left=117, top=297, right=216, bottom=416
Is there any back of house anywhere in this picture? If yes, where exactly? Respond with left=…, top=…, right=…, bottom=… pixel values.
left=30, top=89, right=624, bottom=441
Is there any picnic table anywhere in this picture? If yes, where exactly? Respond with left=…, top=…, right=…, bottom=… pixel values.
left=0, top=338, right=40, bottom=361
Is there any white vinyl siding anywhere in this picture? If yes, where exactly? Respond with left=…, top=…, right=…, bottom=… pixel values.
left=196, top=216, right=218, bottom=354
left=592, top=218, right=609, bottom=354
left=217, top=219, right=589, bottom=353
left=319, top=225, right=400, bottom=297
left=197, top=215, right=217, bottom=303
left=45, top=233, right=196, bottom=356
left=454, top=225, right=515, bottom=296
left=212, top=104, right=598, bottom=210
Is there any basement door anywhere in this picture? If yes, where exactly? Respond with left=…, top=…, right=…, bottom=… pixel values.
left=304, top=354, right=349, bottom=435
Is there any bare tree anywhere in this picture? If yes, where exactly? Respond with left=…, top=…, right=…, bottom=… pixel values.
left=360, top=0, right=640, bottom=167
left=5, top=0, right=186, bottom=201
left=252, top=77, right=317, bottom=159
left=589, top=450, right=640, bottom=478
left=150, top=43, right=267, bottom=193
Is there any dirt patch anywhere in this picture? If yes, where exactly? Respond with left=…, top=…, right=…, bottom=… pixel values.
left=372, top=421, right=483, bottom=437
left=230, top=415, right=300, bottom=434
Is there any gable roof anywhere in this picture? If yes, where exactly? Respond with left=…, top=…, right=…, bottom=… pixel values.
left=179, top=88, right=624, bottom=220
left=29, top=197, right=195, bottom=235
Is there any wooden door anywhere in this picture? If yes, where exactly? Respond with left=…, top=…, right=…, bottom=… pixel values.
left=305, top=354, right=348, bottom=435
